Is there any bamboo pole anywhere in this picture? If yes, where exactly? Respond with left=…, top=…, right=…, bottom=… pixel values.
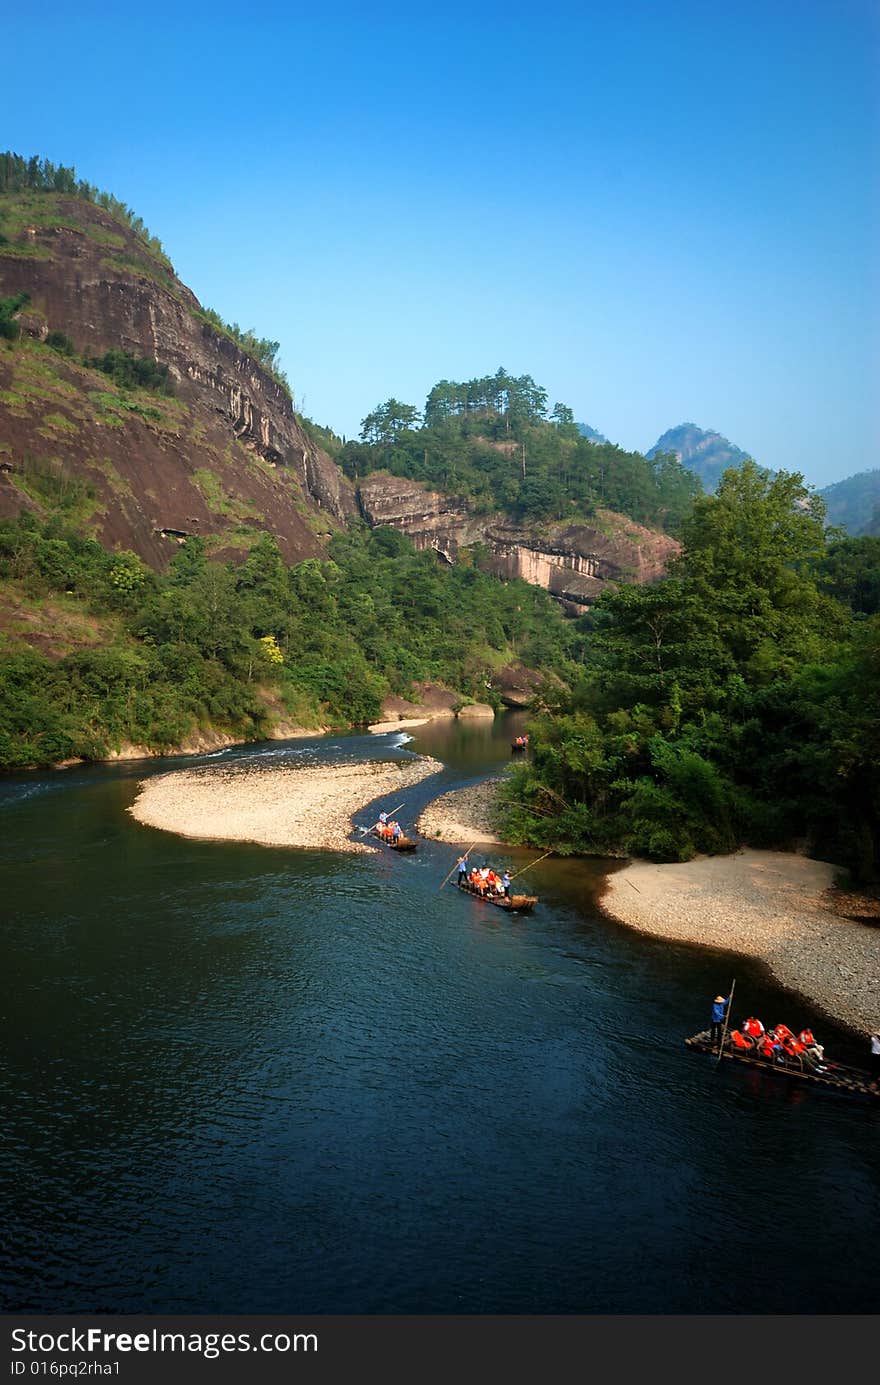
left=509, top=849, right=554, bottom=882
left=438, top=841, right=481, bottom=891
left=715, top=978, right=736, bottom=1066
left=359, top=801, right=405, bottom=834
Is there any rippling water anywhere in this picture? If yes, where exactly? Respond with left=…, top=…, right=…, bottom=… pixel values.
left=1, top=713, right=878, bottom=1313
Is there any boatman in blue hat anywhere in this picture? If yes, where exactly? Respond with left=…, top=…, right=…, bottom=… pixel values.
left=710, top=993, right=731, bottom=1051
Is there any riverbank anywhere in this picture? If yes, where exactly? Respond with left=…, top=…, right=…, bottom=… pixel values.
left=417, top=775, right=880, bottom=1034
left=417, top=779, right=502, bottom=844
left=129, top=755, right=443, bottom=852
left=600, top=850, right=880, bottom=1034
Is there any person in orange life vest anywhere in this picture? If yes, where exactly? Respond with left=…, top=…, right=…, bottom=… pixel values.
left=742, top=1017, right=764, bottom=1042
left=773, top=1025, right=799, bottom=1061
left=729, top=1027, right=753, bottom=1052
left=710, top=994, right=731, bottom=1050
left=796, top=1028, right=824, bottom=1066
left=758, top=1030, right=783, bottom=1062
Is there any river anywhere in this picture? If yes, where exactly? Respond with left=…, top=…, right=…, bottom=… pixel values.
left=1, top=712, right=878, bottom=1313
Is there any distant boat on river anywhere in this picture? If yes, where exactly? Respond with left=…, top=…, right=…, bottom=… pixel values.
left=371, top=826, right=418, bottom=852
left=457, top=879, right=538, bottom=913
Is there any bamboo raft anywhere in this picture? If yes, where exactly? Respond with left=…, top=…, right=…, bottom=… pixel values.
left=456, top=880, right=538, bottom=913
left=686, top=1030, right=879, bottom=1099
left=371, top=827, right=417, bottom=852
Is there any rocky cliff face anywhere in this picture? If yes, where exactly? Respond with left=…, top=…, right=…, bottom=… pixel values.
left=357, top=472, right=485, bottom=559
left=0, top=195, right=679, bottom=595
left=0, top=196, right=356, bottom=566
left=357, top=473, right=678, bottom=606
left=485, top=514, right=678, bottom=607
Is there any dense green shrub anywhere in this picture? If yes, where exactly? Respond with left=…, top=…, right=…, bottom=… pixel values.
left=0, top=518, right=581, bottom=770
left=84, top=349, right=174, bottom=395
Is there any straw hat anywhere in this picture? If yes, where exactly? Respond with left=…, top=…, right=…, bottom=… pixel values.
left=714, top=995, right=725, bottom=1003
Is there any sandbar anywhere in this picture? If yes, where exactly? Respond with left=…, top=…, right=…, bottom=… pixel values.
left=129, top=755, right=443, bottom=853
left=601, top=849, right=880, bottom=1034
left=421, top=778, right=880, bottom=1034
left=368, top=717, right=432, bottom=734
left=418, top=779, right=502, bottom=844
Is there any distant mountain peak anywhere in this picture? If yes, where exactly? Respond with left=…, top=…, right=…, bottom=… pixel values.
left=819, top=469, right=880, bottom=537
left=576, top=422, right=609, bottom=444
left=646, top=423, right=753, bottom=492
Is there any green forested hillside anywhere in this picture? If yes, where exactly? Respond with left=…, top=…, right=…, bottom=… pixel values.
left=0, top=513, right=580, bottom=769
left=819, top=469, right=880, bottom=537
left=501, top=464, right=880, bottom=882
left=338, top=369, right=701, bottom=534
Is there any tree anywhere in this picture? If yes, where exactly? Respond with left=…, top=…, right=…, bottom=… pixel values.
left=359, top=399, right=422, bottom=444
left=675, top=462, right=834, bottom=678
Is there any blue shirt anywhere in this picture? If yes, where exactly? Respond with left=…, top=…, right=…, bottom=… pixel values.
left=711, top=998, right=729, bottom=1024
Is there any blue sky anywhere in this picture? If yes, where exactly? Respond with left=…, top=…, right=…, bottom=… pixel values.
left=3, top=0, right=878, bottom=487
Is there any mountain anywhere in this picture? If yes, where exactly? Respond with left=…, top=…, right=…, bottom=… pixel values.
left=0, top=164, right=693, bottom=614
left=0, top=161, right=714, bottom=769
left=0, top=191, right=356, bottom=568
left=818, top=469, right=880, bottom=537
left=646, top=423, right=755, bottom=492
left=577, top=422, right=609, bottom=444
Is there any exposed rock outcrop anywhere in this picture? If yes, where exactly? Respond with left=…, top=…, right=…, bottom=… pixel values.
left=456, top=702, right=494, bottom=718
left=357, top=472, right=484, bottom=561
left=487, top=660, right=544, bottom=708
left=376, top=682, right=459, bottom=721
left=0, top=197, right=357, bottom=566
left=356, top=472, right=678, bottom=608
left=484, top=513, right=678, bottom=607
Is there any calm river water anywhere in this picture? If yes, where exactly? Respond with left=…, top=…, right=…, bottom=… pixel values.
left=1, top=713, right=878, bottom=1313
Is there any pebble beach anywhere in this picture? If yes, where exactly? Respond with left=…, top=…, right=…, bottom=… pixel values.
left=600, top=850, right=880, bottom=1034
left=417, top=779, right=502, bottom=844
left=129, top=755, right=443, bottom=852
